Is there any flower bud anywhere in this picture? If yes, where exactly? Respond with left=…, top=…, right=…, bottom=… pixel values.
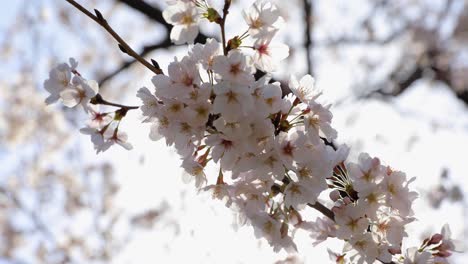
left=227, top=36, right=242, bottom=52
left=429, top=233, right=443, bottom=244
left=114, top=108, right=128, bottom=121
left=343, top=197, right=352, bottom=204
left=388, top=247, right=401, bottom=255
left=329, top=190, right=341, bottom=202
left=203, top=8, right=221, bottom=23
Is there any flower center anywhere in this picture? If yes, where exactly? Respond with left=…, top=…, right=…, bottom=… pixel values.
left=251, top=18, right=263, bottom=29
left=182, top=75, right=194, bottom=86
left=257, top=44, right=269, bottom=55
left=226, top=91, right=238, bottom=103
left=221, top=139, right=233, bottom=149
left=181, top=14, right=194, bottom=25
left=230, top=63, right=241, bottom=75
left=282, top=141, right=295, bottom=157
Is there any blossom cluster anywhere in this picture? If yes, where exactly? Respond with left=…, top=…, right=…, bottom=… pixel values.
left=45, top=0, right=463, bottom=263
left=43, top=58, right=133, bottom=153
left=323, top=154, right=418, bottom=263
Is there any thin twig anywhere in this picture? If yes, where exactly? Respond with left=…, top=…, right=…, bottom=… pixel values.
left=90, top=94, right=139, bottom=110
left=220, top=0, right=231, bottom=55
left=64, top=0, right=163, bottom=75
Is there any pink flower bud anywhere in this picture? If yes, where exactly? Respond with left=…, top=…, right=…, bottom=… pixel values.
left=329, top=190, right=341, bottom=201
left=388, top=247, right=401, bottom=255
left=436, top=250, right=452, bottom=258
left=429, top=233, right=443, bottom=244
left=343, top=197, right=352, bottom=204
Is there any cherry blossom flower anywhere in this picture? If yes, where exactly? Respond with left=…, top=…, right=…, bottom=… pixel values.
left=283, top=180, right=325, bottom=209
left=104, top=128, right=133, bottom=150
left=185, top=100, right=212, bottom=126
left=250, top=213, right=297, bottom=253
left=44, top=59, right=76, bottom=105
left=137, top=87, right=161, bottom=121
left=252, top=80, right=283, bottom=117
left=212, top=50, right=255, bottom=85
left=85, top=104, right=112, bottom=128
left=153, top=56, right=200, bottom=100
left=181, top=158, right=207, bottom=188
left=382, top=170, right=418, bottom=217
left=80, top=126, right=111, bottom=154
left=212, top=80, right=253, bottom=122
left=60, top=76, right=99, bottom=109
left=288, top=74, right=322, bottom=104
left=253, top=38, right=289, bottom=72
left=163, top=2, right=200, bottom=44
left=149, top=114, right=176, bottom=145
left=275, top=128, right=317, bottom=168
left=372, top=213, right=409, bottom=246
left=203, top=182, right=234, bottom=207
left=346, top=233, right=379, bottom=264
left=327, top=249, right=346, bottom=264
left=356, top=185, right=384, bottom=220
left=205, top=133, right=244, bottom=171
left=189, top=38, right=222, bottom=70
left=348, top=153, right=384, bottom=192
left=242, top=0, right=283, bottom=39
left=303, top=101, right=337, bottom=142
left=244, top=118, right=275, bottom=154
left=334, top=202, right=369, bottom=239
left=256, top=149, right=286, bottom=178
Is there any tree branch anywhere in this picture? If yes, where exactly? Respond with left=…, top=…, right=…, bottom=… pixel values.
left=220, top=0, right=231, bottom=55
left=117, top=0, right=169, bottom=26
left=303, top=0, right=313, bottom=75
left=99, top=41, right=170, bottom=85
left=97, top=0, right=211, bottom=86
left=64, top=0, right=163, bottom=75
left=307, top=202, right=335, bottom=221
left=90, top=94, right=139, bottom=110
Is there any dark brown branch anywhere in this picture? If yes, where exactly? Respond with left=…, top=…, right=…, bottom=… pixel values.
left=303, top=0, right=313, bottom=75
left=99, top=41, right=170, bottom=85
left=97, top=0, right=210, bottom=86
left=99, top=33, right=208, bottom=86
left=90, top=94, right=139, bottom=110
left=220, top=0, right=231, bottom=55
left=307, top=202, right=335, bottom=221
left=117, top=0, right=169, bottom=27
left=64, top=0, right=163, bottom=75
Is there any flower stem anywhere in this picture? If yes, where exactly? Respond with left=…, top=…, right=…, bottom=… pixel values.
left=220, top=0, right=231, bottom=55
left=90, top=94, right=139, bottom=110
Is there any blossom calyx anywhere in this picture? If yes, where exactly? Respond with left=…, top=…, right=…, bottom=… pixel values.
left=227, top=36, right=242, bottom=52
left=114, top=108, right=129, bottom=121
left=203, top=8, right=221, bottom=23
left=90, top=93, right=105, bottom=105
